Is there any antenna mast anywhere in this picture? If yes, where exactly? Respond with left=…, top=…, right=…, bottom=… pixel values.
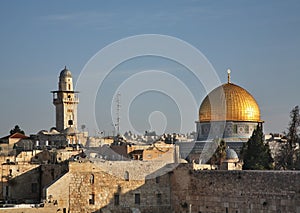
left=116, top=92, right=121, bottom=135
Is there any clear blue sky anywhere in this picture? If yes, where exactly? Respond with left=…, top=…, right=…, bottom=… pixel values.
left=0, top=0, right=299, bottom=136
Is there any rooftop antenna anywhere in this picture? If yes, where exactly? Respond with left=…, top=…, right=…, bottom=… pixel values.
left=227, top=69, right=231, bottom=83
left=116, top=92, right=121, bottom=135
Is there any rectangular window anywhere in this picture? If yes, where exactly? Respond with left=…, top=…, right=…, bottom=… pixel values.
left=244, top=125, right=249, bottom=133
left=31, top=183, right=37, bottom=193
left=89, top=194, right=95, bottom=205
left=157, top=193, right=162, bottom=205
left=134, top=193, right=140, bottom=205
left=5, top=185, right=9, bottom=197
left=233, top=125, right=238, bottom=134
left=155, top=176, right=160, bottom=183
left=114, top=194, right=119, bottom=206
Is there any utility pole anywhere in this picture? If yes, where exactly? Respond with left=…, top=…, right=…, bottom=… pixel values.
left=116, top=92, right=121, bottom=135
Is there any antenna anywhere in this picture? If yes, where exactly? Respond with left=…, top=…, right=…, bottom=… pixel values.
left=116, top=92, right=121, bottom=135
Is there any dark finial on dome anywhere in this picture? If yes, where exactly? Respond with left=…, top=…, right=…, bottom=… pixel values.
left=64, top=65, right=67, bottom=70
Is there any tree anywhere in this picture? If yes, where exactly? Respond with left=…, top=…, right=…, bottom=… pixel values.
left=209, top=139, right=227, bottom=166
left=10, top=125, right=25, bottom=135
left=240, top=125, right=274, bottom=170
left=276, top=106, right=300, bottom=170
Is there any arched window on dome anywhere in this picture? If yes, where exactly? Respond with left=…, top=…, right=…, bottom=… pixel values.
left=90, top=174, right=94, bottom=184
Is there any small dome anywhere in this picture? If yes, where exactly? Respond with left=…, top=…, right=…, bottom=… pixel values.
left=38, top=130, right=48, bottom=135
left=49, top=128, right=59, bottom=134
left=225, top=148, right=238, bottom=160
left=199, top=83, right=261, bottom=122
left=59, top=66, right=72, bottom=79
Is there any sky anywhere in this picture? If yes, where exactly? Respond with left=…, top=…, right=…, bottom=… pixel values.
left=0, top=0, right=300, bottom=136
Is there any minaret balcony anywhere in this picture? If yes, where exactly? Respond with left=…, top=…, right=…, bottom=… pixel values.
left=53, top=97, right=79, bottom=104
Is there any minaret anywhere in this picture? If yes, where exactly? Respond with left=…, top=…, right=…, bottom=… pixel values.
left=51, top=67, right=79, bottom=132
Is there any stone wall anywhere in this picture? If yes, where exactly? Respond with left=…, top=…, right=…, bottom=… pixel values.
left=171, top=164, right=300, bottom=213
left=4, top=162, right=300, bottom=213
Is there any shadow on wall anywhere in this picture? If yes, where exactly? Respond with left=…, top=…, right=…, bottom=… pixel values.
left=0, top=162, right=68, bottom=205
left=0, top=165, right=41, bottom=204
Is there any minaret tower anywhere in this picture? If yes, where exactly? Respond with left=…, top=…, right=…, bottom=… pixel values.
left=51, top=66, right=79, bottom=132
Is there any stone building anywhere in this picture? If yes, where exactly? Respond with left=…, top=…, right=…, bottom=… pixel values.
left=0, top=133, right=29, bottom=156
left=110, top=140, right=179, bottom=163
left=0, top=162, right=68, bottom=203
left=44, top=161, right=172, bottom=213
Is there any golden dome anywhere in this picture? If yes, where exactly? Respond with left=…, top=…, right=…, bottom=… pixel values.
left=199, top=83, right=261, bottom=122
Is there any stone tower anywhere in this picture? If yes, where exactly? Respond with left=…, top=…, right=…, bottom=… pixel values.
left=51, top=67, right=79, bottom=132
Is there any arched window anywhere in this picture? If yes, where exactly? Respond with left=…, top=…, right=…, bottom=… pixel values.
left=90, top=174, right=94, bottom=184
left=124, top=171, right=129, bottom=181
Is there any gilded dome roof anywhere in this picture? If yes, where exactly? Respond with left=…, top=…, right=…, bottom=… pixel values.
left=59, top=66, right=72, bottom=78
left=199, top=83, right=261, bottom=122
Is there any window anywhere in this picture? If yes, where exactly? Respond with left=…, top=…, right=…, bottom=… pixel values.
left=114, top=194, right=119, bottom=206
left=134, top=193, right=140, bottom=205
left=233, top=125, right=238, bottom=134
left=90, top=174, right=94, bottom=184
left=89, top=194, right=95, bottom=205
left=244, top=125, right=249, bottom=133
left=51, top=169, right=55, bottom=179
left=155, top=176, right=160, bottom=183
left=31, top=183, right=38, bottom=193
left=157, top=193, right=162, bottom=205
left=5, top=185, right=9, bottom=197
left=124, top=171, right=129, bottom=181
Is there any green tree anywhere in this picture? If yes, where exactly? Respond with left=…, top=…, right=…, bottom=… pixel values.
left=241, top=125, right=274, bottom=170
left=209, top=139, right=227, bottom=166
left=276, top=106, right=300, bottom=170
left=10, top=125, right=25, bottom=135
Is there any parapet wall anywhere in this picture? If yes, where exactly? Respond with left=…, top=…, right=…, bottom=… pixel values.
left=171, top=164, right=300, bottom=213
